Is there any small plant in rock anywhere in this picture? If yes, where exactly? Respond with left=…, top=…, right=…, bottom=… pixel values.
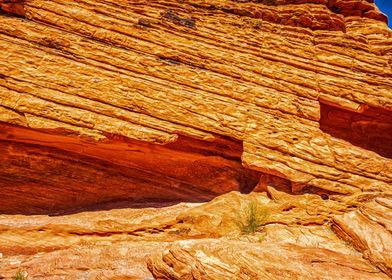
left=235, top=201, right=268, bottom=234
left=13, top=271, right=28, bottom=280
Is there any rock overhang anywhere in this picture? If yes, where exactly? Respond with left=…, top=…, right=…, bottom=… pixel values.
left=0, top=0, right=390, bottom=213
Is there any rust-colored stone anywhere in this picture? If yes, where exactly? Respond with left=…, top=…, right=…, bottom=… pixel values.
left=0, top=0, right=391, bottom=278
left=0, top=1, right=26, bottom=17
left=0, top=0, right=391, bottom=211
left=0, top=123, right=260, bottom=214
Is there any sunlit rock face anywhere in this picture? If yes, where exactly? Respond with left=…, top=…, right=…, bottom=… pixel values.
left=0, top=0, right=391, bottom=213
left=0, top=0, right=391, bottom=278
left=0, top=191, right=391, bottom=279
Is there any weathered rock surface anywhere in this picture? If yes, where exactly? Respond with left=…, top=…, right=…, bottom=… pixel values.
left=0, top=0, right=391, bottom=213
left=1, top=191, right=391, bottom=278
left=148, top=240, right=389, bottom=280
left=147, top=193, right=392, bottom=279
left=333, top=196, right=392, bottom=277
left=0, top=0, right=391, bottom=278
left=0, top=123, right=261, bottom=214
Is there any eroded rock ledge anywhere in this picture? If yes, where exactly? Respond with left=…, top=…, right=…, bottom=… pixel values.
left=0, top=0, right=391, bottom=278
left=0, top=191, right=391, bottom=279
left=0, top=123, right=261, bottom=214
left=0, top=0, right=391, bottom=214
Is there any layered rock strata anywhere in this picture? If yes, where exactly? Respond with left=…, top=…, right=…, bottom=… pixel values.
left=0, top=191, right=391, bottom=279
left=333, top=196, right=392, bottom=277
left=0, top=0, right=391, bottom=213
left=0, top=123, right=260, bottom=214
left=0, top=1, right=391, bottom=278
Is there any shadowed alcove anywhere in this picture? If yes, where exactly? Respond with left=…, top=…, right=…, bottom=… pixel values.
left=319, top=102, right=392, bottom=159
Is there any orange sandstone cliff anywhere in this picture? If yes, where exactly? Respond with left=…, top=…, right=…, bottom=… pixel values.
left=0, top=0, right=391, bottom=279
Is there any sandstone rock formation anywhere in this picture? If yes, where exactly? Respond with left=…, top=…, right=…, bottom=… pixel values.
left=0, top=0, right=391, bottom=213
left=0, top=0, right=391, bottom=278
left=1, top=191, right=391, bottom=279
left=333, top=196, right=392, bottom=276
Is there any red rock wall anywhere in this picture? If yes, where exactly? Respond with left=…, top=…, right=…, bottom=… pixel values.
left=0, top=123, right=261, bottom=214
left=320, top=102, right=392, bottom=158
left=0, top=0, right=391, bottom=213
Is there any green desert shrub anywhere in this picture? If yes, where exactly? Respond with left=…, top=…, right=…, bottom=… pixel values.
left=13, top=271, right=28, bottom=280
left=235, top=201, right=268, bottom=234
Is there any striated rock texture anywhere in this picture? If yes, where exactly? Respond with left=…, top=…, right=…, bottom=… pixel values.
left=0, top=124, right=261, bottom=214
left=148, top=240, right=389, bottom=279
left=147, top=192, right=392, bottom=279
left=0, top=191, right=391, bottom=278
left=0, top=0, right=391, bottom=278
left=0, top=0, right=391, bottom=213
left=333, top=196, right=392, bottom=276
